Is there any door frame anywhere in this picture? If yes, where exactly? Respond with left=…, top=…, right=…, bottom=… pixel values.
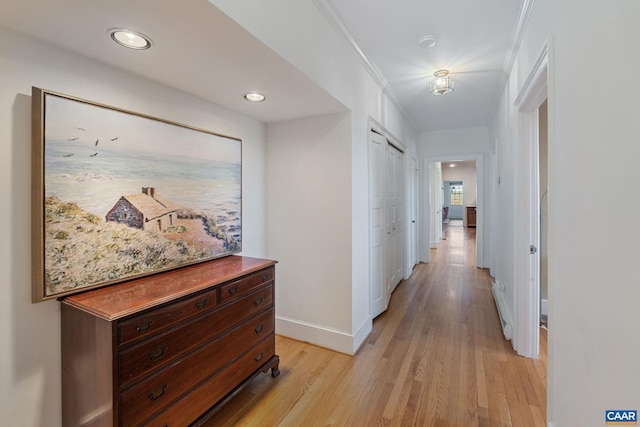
left=421, top=153, right=484, bottom=267
left=513, top=41, right=548, bottom=358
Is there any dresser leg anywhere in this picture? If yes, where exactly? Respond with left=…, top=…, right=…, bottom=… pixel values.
left=271, top=364, right=280, bottom=378
left=262, top=355, right=280, bottom=377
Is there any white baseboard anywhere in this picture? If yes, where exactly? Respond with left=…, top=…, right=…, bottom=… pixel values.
left=541, top=298, right=548, bottom=317
left=276, top=315, right=370, bottom=355
left=430, top=240, right=438, bottom=248
left=491, top=281, right=513, bottom=340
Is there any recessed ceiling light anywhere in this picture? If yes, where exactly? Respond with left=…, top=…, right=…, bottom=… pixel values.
left=109, top=28, right=152, bottom=50
left=418, top=35, right=437, bottom=49
left=243, top=92, right=266, bottom=102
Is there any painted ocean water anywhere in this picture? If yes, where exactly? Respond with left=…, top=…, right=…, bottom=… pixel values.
left=45, top=138, right=241, bottom=241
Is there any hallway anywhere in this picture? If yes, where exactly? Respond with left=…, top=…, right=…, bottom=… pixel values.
left=209, top=225, right=547, bottom=426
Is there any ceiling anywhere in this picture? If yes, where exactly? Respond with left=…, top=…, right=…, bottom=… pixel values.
left=0, top=0, right=525, bottom=133
left=324, top=0, right=525, bottom=132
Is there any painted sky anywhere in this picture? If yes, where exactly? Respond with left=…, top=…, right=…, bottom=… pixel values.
left=44, top=92, right=241, bottom=164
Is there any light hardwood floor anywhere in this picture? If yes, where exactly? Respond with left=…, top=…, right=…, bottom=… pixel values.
left=207, top=223, right=547, bottom=426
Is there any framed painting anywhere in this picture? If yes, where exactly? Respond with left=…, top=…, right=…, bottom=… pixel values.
left=31, top=87, right=242, bottom=302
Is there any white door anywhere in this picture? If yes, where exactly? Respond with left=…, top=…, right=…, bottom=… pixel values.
left=410, top=157, right=418, bottom=269
left=387, top=144, right=404, bottom=293
left=370, top=132, right=388, bottom=317
left=429, top=162, right=443, bottom=248
left=436, top=165, right=443, bottom=242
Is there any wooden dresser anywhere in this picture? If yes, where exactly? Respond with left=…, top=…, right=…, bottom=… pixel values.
left=466, top=205, right=477, bottom=227
left=61, top=256, right=279, bottom=426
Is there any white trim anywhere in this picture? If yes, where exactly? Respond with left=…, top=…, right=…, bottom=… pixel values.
left=276, top=315, right=362, bottom=355
left=541, top=298, right=548, bottom=317
left=312, top=0, right=420, bottom=135
left=512, top=40, right=549, bottom=358
left=515, top=41, right=549, bottom=108
left=492, top=281, right=513, bottom=340
left=370, top=117, right=406, bottom=153
left=503, top=0, right=537, bottom=76
left=352, top=318, right=373, bottom=354
left=488, top=0, right=537, bottom=127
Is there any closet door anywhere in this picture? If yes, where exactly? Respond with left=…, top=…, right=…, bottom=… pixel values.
left=386, top=144, right=404, bottom=293
left=369, top=132, right=387, bottom=318
left=370, top=130, right=405, bottom=319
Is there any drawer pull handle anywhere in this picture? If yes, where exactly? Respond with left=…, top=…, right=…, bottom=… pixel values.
left=136, top=320, right=153, bottom=333
left=254, top=296, right=264, bottom=306
left=255, top=352, right=264, bottom=362
left=148, top=384, right=167, bottom=401
left=148, top=344, right=168, bottom=361
left=262, top=273, right=269, bottom=281
left=195, top=298, right=208, bottom=309
left=255, top=323, right=264, bottom=333
left=228, top=285, right=239, bottom=295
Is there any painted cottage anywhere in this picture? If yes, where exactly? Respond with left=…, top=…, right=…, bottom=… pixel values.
left=106, top=187, right=180, bottom=231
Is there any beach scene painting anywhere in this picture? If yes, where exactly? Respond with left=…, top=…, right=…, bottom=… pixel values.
left=32, top=88, right=242, bottom=301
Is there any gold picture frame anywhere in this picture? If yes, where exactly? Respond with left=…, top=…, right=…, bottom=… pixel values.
left=32, top=87, right=242, bottom=302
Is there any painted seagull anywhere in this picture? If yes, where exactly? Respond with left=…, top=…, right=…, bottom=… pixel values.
left=90, top=152, right=98, bottom=157
left=68, top=137, right=79, bottom=141
left=94, top=139, right=99, bottom=146
left=74, top=127, right=85, bottom=131
left=110, top=137, right=118, bottom=141
left=63, top=154, right=74, bottom=157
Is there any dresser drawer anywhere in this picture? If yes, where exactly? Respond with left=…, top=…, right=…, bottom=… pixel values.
left=119, top=288, right=218, bottom=346
left=220, top=266, right=274, bottom=303
left=119, top=309, right=275, bottom=426
left=142, top=336, right=276, bottom=427
left=118, top=285, right=273, bottom=389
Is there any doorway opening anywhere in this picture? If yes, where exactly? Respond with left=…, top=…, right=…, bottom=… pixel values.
left=422, top=156, right=483, bottom=269
left=443, top=181, right=463, bottom=222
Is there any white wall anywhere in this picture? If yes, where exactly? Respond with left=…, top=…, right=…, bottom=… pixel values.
left=0, top=28, right=268, bottom=427
left=491, top=0, right=640, bottom=424
left=211, top=0, right=418, bottom=353
left=266, top=113, right=354, bottom=353
left=548, top=1, right=640, bottom=424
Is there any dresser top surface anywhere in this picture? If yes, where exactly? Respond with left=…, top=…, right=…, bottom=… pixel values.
left=61, top=256, right=276, bottom=321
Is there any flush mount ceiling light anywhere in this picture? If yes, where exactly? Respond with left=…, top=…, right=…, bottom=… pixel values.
left=429, top=69, right=454, bottom=96
left=243, top=92, right=266, bottom=102
left=109, top=28, right=152, bottom=50
left=418, top=35, right=437, bottom=49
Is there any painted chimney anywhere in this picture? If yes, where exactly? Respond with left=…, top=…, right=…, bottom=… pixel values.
left=142, top=187, right=156, bottom=198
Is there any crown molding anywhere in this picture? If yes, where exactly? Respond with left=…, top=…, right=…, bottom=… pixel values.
left=312, top=0, right=420, bottom=135
left=502, top=0, right=536, bottom=76
left=487, top=0, right=536, bottom=126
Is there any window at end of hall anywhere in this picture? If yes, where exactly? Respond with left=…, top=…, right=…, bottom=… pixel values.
left=450, top=185, right=463, bottom=205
